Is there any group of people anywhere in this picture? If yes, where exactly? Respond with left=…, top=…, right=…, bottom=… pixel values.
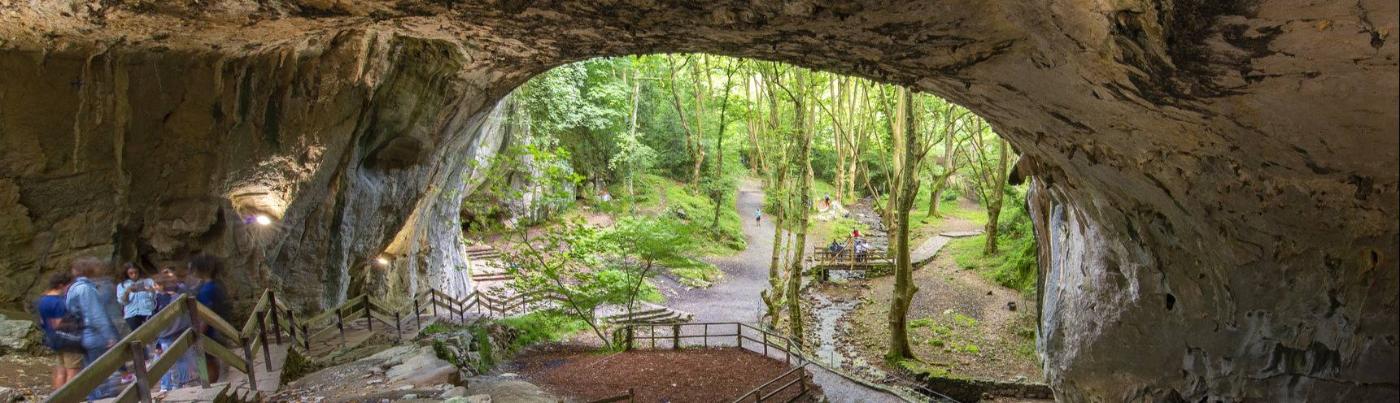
left=825, top=229, right=870, bottom=261
left=35, top=255, right=230, bottom=399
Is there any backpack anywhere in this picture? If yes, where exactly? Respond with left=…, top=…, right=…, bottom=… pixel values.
left=45, top=308, right=84, bottom=351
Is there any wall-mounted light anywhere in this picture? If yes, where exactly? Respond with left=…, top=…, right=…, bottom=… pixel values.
left=374, top=256, right=392, bottom=266
left=253, top=214, right=274, bottom=226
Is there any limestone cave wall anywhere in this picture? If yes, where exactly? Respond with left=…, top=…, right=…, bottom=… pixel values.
left=0, top=24, right=510, bottom=313
left=0, top=0, right=1395, bottom=401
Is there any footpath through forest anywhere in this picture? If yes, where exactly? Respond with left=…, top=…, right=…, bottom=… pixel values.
left=664, top=179, right=909, bottom=403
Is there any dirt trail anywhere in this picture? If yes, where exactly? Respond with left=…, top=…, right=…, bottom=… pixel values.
left=837, top=202, right=1043, bottom=384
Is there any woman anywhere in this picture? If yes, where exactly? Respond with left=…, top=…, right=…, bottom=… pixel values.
left=36, top=272, right=81, bottom=389
left=189, top=255, right=230, bottom=382
left=117, top=262, right=157, bottom=330
left=66, top=257, right=122, bottom=399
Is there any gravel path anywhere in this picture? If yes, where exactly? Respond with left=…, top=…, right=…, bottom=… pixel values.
left=665, top=179, right=908, bottom=403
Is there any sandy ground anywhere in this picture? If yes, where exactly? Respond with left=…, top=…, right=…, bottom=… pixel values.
left=0, top=354, right=56, bottom=399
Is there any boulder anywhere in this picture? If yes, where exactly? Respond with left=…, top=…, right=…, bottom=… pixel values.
left=0, top=314, right=40, bottom=354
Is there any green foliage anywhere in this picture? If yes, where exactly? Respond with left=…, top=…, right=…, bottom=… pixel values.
left=499, top=310, right=592, bottom=347
left=625, top=174, right=746, bottom=254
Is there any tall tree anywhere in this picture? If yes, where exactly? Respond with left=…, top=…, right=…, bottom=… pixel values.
left=886, top=87, right=920, bottom=360
left=924, top=100, right=970, bottom=217
left=665, top=55, right=708, bottom=186
left=709, top=59, right=738, bottom=230
left=770, top=67, right=814, bottom=345
left=962, top=118, right=1013, bottom=254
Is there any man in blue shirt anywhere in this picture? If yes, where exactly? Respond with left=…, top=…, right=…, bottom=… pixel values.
left=37, top=272, right=80, bottom=389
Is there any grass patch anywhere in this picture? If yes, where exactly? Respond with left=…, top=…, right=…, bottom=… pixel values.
left=421, top=322, right=457, bottom=336
left=898, top=359, right=952, bottom=378
left=949, top=311, right=979, bottom=328
left=957, top=343, right=981, bottom=355
left=499, top=310, right=592, bottom=348
left=662, top=256, right=724, bottom=288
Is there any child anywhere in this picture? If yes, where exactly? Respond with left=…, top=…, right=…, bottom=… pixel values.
left=36, top=272, right=81, bottom=389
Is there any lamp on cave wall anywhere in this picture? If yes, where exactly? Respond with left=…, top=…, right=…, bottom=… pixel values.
left=253, top=214, right=274, bottom=226
left=374, top=255, right=393, bottom=268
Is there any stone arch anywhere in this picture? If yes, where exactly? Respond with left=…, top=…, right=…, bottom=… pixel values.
left=0, top=1, right=1394, bottom=401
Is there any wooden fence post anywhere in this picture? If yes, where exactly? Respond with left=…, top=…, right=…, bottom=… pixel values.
left=257, top=312, right=272, bottom=371
left=127, top=341, right=154, bottom=403
left=763, top=332, right=769, bottom=357
left=240, top=336, right=259, bottom=392
left=736, top=324, right=743, bottom=349
left=184, top=297, right=210, bottom=388
left=336, top=308, right=346, bottom=346
left=703, top=324, right=709, bottom=348
left=414, top=297, right=422, bottom=329
left=431, top=292, right=438, bottom=316
left=286, top=309, right=299, bottom=346
left=672, top=324, right=680, bottom=350
left=269, top=291, right=283, bottom=345
left=301, top=323, right=310, bottom=351
left=394, top=311, right=402, bottom=342
left=786, top=338, right=792, bottom=364
left=366, top=304, right=373, bottom=332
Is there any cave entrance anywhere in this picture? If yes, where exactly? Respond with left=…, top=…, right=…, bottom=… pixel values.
left=449, top=54, right=1042, bottom=389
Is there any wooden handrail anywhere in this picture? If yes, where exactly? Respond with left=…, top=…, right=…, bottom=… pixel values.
left=240, top=290, right=272, bottom=338
left=731, top=363, right=809, bottom=403
left=47, top=291, right=275, bottom=403
left=196, top=303, right=241, bottom=340
left=586, top=388, right=635, bottom=403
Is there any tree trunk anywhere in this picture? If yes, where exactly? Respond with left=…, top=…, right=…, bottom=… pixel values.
left=785, top=71, right=813, bottom=347
left=982, top=138, right=1010, bottom=255
left=886, top=87, right=919, bottom=360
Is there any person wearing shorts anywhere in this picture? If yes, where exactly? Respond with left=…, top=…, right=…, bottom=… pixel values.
left=36, top=272, right=81, bottom=389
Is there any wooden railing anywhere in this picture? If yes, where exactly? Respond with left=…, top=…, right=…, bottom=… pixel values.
left=48, top=283, right=565, bottom=403
left=731, top=363, right=813, bottom=403
left=808, top=239, right=894, bottom=283
left=618, top=322, right=814, bottom=402
left=586, top=388, right=635, bottom=403
left=47, top=294, right=256, bottom=403
left=620, top=322, right=802, bottom=364
left=420, top=288, right=561, bottom=323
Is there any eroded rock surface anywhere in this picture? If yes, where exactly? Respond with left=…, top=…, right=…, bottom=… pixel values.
left=0, top=1, right=1394, bottom=401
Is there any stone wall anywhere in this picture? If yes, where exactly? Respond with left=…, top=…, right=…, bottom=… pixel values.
left=0, top=0, right=1394, bottom=400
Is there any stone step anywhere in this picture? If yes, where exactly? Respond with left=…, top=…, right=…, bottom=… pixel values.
left=605, top=309, right=678, bottom=323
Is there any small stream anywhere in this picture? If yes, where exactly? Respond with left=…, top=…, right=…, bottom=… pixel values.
left=812, top=292, right=861, bottom=366
left=808, top=292, right=899, bottom=387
